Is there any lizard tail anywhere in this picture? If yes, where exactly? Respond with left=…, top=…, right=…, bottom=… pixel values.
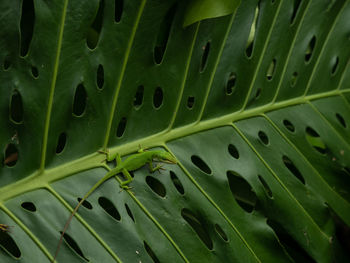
left=53, top=198, right=84, bottom=262
left=53, top=169, right=118, bottom=261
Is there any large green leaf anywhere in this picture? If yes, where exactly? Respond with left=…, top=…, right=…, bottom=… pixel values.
left=1, top=0, right=350, bottom=262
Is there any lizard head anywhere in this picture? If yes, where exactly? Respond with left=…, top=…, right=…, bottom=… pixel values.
left=156, top=151, right=177, bottom=164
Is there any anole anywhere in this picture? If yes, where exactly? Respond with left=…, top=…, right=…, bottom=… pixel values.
left=53, top=148, right=177, bottom=261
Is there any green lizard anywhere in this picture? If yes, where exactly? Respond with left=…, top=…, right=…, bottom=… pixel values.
left=53, top=148, right=177, bottom=261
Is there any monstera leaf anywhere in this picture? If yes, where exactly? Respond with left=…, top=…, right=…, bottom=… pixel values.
left=1, top=0, right=350, bottom=262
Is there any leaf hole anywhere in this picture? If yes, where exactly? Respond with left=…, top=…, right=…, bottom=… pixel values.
left=258, top=131, right=269, bottom=145
left=153, top=87, right=163, bottom=109
left=290, top=0, right=301, bottom=24
left=20, top=0, right=35, bottom=57
left=266, top=59, right=276, bottom=81
left=255, top=88, right=261, bottom=99
left=170, top=171, right=184, bottom=195
left=283, top=119, right=295, bottom=132
left=133, top=85, right=144, bottom=108
left=245, top=42, right=254, bottom=58
left=267, top=220, right=316, bottom=263
left=86, top=0, right=104, bottom=50
left=60, top=232, right=89, bottom=261
left=328, top=208, right=350, bottom=261
left=144, top=241, right=160, bottom=263
left=116, top=117, right=127, bottom=138
left=98, top=197, right=121, bottom=221
left=200, top=41, right=210, bottom=72
left=214, top=224, right=228, bottom=242
left=245, top=4, right=259, bottom=58
left=258, top=175, right=273, bottom=198
left=153, top=4, right=176, bottom=64
left=335, top=113, right=346, bottom=128
left=181, top=208, right=213, bottom=250
left=282, top=156, right=305, bottom=184
left=0, top=229, right=21, bottom=258
left=114, top=0, right=123, bottom=23
left=187, top=96, right=195, bottom=109
left=331, top=56, right=339, bottom=75
left=56, top=132, right=67, bottom=154
left=305, top=126, right=320, bottom=137
left=77, top=198, right=93, bottom=210
left=21, top=202, right=36, bottom=212
left=225, top=72, right=236, bottom=95
left=96, top=64, right=104, bottom=90
left=3, top=58, right=11, bottom=70
left=227, top=171, right=257, bottom=213
left=290, top=72, right=298, bottom=87
left=343, top=166, right=350, bottom=176
left=31, top=66, right=39, bottom=78
left=4, top=143, right=18, bottom=167
left=305, top=36, right=316, bottom=63
left=228, top=144, right=239, bottom=159
left=125, top=204, right=135, bottom=222
left=72, top=84, right=87, bottom=117
left=191, top=155, right=211, bottom=174
left=338, top=166, right=350, bottom=186
left=10, top=90, right=23, bottom=124
left=153, top=49, right=163, bottom=66
left=305, top=127, right=327, bottom=154
left=146, top=176, right=166, bottom=198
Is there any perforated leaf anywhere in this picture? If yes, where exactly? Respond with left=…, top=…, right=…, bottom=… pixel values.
left=0, top=0, right=350, bottom=262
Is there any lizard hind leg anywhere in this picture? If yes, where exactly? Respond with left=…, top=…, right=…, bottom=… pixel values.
left=120, top=168, right=134, bottom=189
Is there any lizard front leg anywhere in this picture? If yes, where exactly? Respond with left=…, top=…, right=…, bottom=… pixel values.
left=99, top=149, right=120, bottom=164
left=148, top=161, right=165, bottom=173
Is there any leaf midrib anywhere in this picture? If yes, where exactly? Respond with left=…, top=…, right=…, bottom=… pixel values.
left=1, top=89, right=348, bottom=203
left=1, top=90, right=348, bottom=262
